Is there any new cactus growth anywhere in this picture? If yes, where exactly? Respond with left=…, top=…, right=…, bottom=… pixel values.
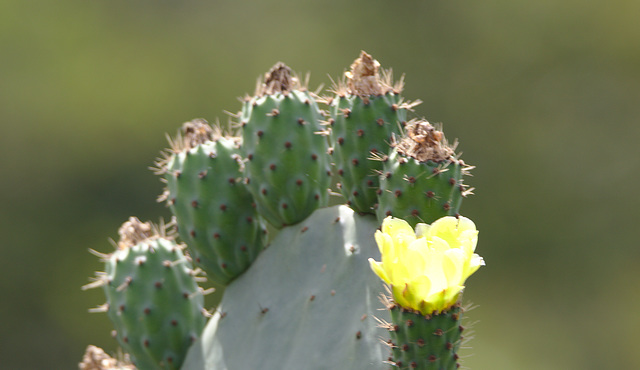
left=328, top=51, right=417, bottom=214
left=156, top=119, right=267, bottom=286
left=239, top=63, right=331, bottom=228
left=84, top=218, right=209, bottom=370
left=377, top=120, right=473, bottom=227
left=83, top=53, right=485, bottom=370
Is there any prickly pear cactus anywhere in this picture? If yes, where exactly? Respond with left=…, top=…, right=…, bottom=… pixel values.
left=239, top=63, right=332, bottom=228
left=181, top=206, right=390, bottom=369
left=328, top=51, right=416, bottom=214
left=156, top=119, right=267, bottom=286
left=377, top=120, right=473, bottom=227
left=84, top=218, right=208, bottom=370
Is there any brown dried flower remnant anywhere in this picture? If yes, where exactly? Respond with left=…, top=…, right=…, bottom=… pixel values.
left=395, top=120, right=455, bottom=163
left=256, top=62, right=302, bottom=96
left=117, top=217, right=154, bottom=249
left=78, top=345, right=135, bottom=370
left=346, top=51, right=386, bottom=96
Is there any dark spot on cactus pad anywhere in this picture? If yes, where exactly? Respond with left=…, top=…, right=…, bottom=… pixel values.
left=301, top=227, right=308, bottom=234
left=228, top=177, right=236, bottom=184
left=411, top=209, right=419, bottom=217
left=240, top=245, right=247, bottom=252
left=314, top=194, right=320, bottom=200
left=446, top=342, right=453, bottom=350
left=190, top=230, right=196, bottom=238
left=261, top=188, right=267, bottom=195
left=270, top=109, right=279, bottom=117
left=246, top=216, right=253, bottom=223
left=213, top=233, right=220, bottom=239
left=376, top=189, right=382, bottom=195
left=385, top=172, right=392, bottom=179
left=417, top=338, right=425, bottom=347
left=352, top=191, right=359, bottom=197
left=408, top=176, right=416, bottom=183
left=191, top=200, right=198, bottom=208
left=303, top=99, right=310, bottom=105
left=144, top=339, right=150, bottom=348
left=357, top=129, right=364, bottom=137
left=449, top=177, right=457, bottom=185
left=174, top=170, right=182, bottom=179
left=199, top=171, right=207, bottom=179
left=327, top=170, right=332, bottom=176
left=155, top=281, right=162, bottom=289
left=221, top=263, right=228, bottom=269
left=257, top=130, right=264, bottom=137
left=352, top=158, right=359, bottom=166
left=245, top=178, right=250, bottom=184
left=454, top=353, right=460, bottom=361
left=342, top=108, right=351, bottom=118
left=282, top=203, right=288, bottom=209
left=220, top=204, right=227, bottom=211
left=167, top=357, right=174, bottom=364
left=367, top=180, right=374, bottom=186
left=241, top=120, right=247, bottom=127
left=261, top=307, right=269, bottom=314
left=309, top=295, right=315, bottom=301
left=370, top=148, right=379, bottom=154
left=356, top=331, right=362, bottom=339
left=410, top=362, right=418, bottom=368
left=391, top=103, right=398, bottom=112
left=183, top=292, right=190, bottom=299
left=376, top=118, right=385, bottom=126
left=434, top=328, right=444, bottom=336
left=195, top=257, right=201, bottom=263
left=338, top=169, right=344, bottom=176
left=247, top=153, right=253, bottom=160
left=425, top=191, right=435, bottom=198
left=163, top=260, right=171, bottom=268
left=443, top=203, right=451, bottom=211
left=284, top=141, right=292, bottom=149
left=429, top=355, right=437, bottom=363
left=334, top=217, right=340, bottom=223
left=402, top=344, right=410, bottom=351
left=386, top=211, right=392, bottom=216
left=269, top=164, right=276, bottom=171
left=169, top=198, right=176, bottom=205
left=337, top=137, right=344, bottom=145
left=144, top=307, right=151, bottom=315
left=459, top=325, right=465, bottom=332
left=119, top=304, right=125, bottom=312
left=432, top=167, right=440, bottom=175
left=397, top=361, right=403, bottom=367
left=311, top=153, right=317, bottom=160
left=327, top=118, right=334, bottom=126
left=330, top=290, right=336, bottom=296
left=296, top=179, right=303, bottom=186
left=394, top=190, right=402, bottom=197
left=123, top=336, right=128, bottom=343
left=406, top=319, right=414, bottom=327
left=298, top=118, right=307, bottom=125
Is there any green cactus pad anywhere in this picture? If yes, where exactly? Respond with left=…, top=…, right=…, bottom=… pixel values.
left=160, top=120, right=267, bottom=286
left=329, top=51, right=410, bottom=214
left=387, top=304, right=464, bottom=370
left=96, top=218, right=208, bottom=370
left=181, top=205, right=391, bottom=370
left=377, top=121, right=472, bottom=227
left=240, top=63, right=331, bottom=228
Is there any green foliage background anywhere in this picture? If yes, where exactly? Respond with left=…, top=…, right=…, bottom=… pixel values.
left=1, top=0, right=638, bottom=368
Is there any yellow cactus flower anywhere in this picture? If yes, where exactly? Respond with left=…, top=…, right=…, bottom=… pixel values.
left=369, top=216, right=484, bottom=315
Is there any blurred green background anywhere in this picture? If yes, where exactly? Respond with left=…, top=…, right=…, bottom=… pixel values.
left=2, top=0, right=639, bottom=368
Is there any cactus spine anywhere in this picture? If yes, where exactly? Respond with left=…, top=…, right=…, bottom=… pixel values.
left=328, top=51, right=416, bottom=214
left=156, top=119, right=267, bottom=286
left=84, top=218, right=208, bottom=369
left=239, top=63, right=332, bottom=228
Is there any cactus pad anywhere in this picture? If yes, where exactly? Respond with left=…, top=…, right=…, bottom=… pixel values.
left=181, top=206, right=391, bottom=370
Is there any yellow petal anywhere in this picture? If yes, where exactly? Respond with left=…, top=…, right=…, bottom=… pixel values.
left=368, top=258, right=390, bottom=284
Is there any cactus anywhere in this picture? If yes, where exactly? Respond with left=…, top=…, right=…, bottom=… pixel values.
left=83, top=53, right=485, bottom=370
left=328, top=51, right=417, bottom=214
left=155, top=119, right=267, bottom=286
left=84, top=218, right=209, bottom=370
left=377, top=120, right=473, bottom=228
left=239, top=62, right=332, bottom=228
